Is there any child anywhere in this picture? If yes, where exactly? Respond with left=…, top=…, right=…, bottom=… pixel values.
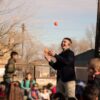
left=88, top=58, right=100, bottom=88
left=28, top=83, right=40, bottom=100
left=76, top=80, right=86, bottom=100
left=88, top=58, right=100, bottom=100
left=40, top=86, right=50, bottom=100
left=46, top=83, right=56, bottom=95
left=21, top=72, right=36, bottom=97
left=83, top=85, right=99, bottom=100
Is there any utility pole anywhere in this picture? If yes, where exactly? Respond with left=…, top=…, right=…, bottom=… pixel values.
left=95, top=0, right=100, bottom=58
left=21, top=23, right=25, bottom=58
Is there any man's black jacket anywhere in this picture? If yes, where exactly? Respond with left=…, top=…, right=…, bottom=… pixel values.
left=49, top=49, right=76, bottom=82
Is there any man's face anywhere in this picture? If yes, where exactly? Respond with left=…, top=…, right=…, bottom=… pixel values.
left=13, top=54, right=18, bottom=61
left=61, top=39, right=71, bottom=50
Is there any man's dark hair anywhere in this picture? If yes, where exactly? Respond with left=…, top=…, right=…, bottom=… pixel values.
left=10, top=51, right=18, bottom=58
left=63, top=37, right=72, bottom=44
left=83, top=85, right=99, bottom=100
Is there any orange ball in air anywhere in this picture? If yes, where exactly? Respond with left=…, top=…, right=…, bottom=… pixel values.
left=54, top=21, right=58, bottom=26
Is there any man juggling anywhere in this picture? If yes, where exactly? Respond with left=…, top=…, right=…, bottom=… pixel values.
left=44, top=37, right=76, bottom=99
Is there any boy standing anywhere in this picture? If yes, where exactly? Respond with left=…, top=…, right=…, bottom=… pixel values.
left=3, top=51, right=18, bottom=95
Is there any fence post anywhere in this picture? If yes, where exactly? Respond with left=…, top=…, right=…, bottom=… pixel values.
left=33, top=65, right=36, bottom=81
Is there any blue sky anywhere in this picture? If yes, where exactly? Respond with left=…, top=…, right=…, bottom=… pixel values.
left=1, top=0, right=98, bottom=46
left=26, top=0, right=97, bottom=45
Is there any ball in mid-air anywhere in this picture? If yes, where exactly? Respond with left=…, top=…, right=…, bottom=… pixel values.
left=54, top=21, right=58, bottom=26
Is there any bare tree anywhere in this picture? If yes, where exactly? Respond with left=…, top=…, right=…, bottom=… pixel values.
left=77, top=39, right=90, bottom=54
left=72, top=25, right=96, bottom=54
left=0, top=0, right=24, bottom=15
left=0, top=23, right=22, bottom=55
left=11, top=24, right=45, bottom=64
left=71, top=39, right=79, bottom=55
left=23, top=34, right=44, bottom=63
left=0, top=0, right=35, bottom=56
left=85, top=25, right=96, bottom=49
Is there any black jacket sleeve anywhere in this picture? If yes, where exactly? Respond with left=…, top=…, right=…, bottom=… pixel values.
left=49, top=61, right=58, bottom=70
left=54, top=51, right=74, bottom=65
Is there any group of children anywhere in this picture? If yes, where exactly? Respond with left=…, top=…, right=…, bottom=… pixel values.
left=0, top=58, right=100, bottom=100
left=0, top=72, right=56, bottom=100
left=20, top=72, right=56, bottom=100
